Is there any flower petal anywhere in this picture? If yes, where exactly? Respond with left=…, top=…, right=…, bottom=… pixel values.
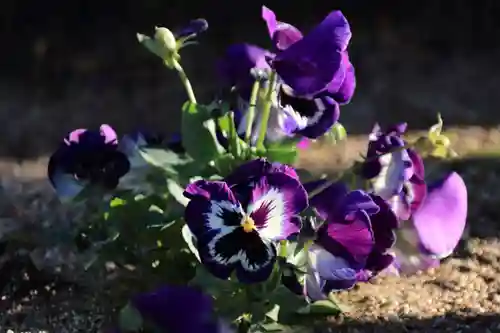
left=272, top=11, right=351, bottom=96
left=64, top=128, right=87, bottom=145
left=369, top=194, right=398, bottom=251
left=184, top=180, right=242, bottom=236
left=100, top=124, right=118, bottom=144
left=175, top=19, right=209, bottom=39
left=47, top=163, right=84, bottom=201
left=412, top=172, right=467, bottom=258
left=218, top=44, right=272, bottom=99
left=372, top=149, right=412, bottom=200
left=199, top=228, right=276, bottom=283
left=261, top=6, right=303, bottom=51
left=225, top=158, right=300, bottom=185
left=248, top=173, right=308, bottom=240
left=304, top=180, right=349, bottom=220
left=131, top=285, right=214, bottom=333
left=318, top=210, right=374, bottom=266
left=342, top=190, right=380, bottom=217
left=327, top=52, right=356, bottom=104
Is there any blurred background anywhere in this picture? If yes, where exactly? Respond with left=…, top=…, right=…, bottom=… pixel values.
left=1, top=0, right=500, bottom=159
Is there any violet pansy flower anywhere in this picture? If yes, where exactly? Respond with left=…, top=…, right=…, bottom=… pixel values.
left=294, top=180, right=399, bottom=300
left=122, top=285, right=233, bottom=333
left=361, top=123, right=426, bottom=220
left=48, top=124, right=130, bottom=200
left=388, top=172, right=467, bottom=275
left=183, top=159, right=308, bottom=283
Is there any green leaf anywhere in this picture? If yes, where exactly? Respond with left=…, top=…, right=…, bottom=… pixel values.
left=213, top=153, right=237, bottom=177
left=166, top=179, right=190, bottom=207
left=296, top=299, right=341, bottom=316
left=181, top=101, right=225, bottom=163
left=264, top=140, right=298, bottom=165
left=181, top=224, right=200, bottom=261
left=119, top=303, right=143, bottom=331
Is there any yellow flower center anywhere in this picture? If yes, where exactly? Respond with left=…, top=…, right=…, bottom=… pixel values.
left=241, top=216, right=256, bottom=233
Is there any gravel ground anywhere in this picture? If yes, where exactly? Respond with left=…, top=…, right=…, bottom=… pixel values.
left=1, top=127, right=500, bottom=332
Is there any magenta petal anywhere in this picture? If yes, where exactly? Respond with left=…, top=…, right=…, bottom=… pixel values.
left=318, top=210, right=375, bottom=266
left=408, top=148, right=425, bottom=179
left=412, top=172, right=468, bottom=258
left=64, top=128, right=87, bottom=144
left=100, top=124, right=118, bottom=144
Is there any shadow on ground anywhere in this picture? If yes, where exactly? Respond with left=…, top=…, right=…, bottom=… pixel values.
left=329, top=313, right=500, bottom=333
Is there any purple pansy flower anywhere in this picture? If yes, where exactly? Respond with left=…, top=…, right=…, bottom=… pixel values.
left=262, top=6, right=356, bottom=101
left=296, top=180, right=398, bottom=299
left=361, top=123, right=426, bottom=220
left=183, top=160, right=308, bottom=283
left=388, top=172, right=467, bottom=275
left=117, top=285, right=233, bottom=333
left=218, top=7, right=355, bottom=143
left=48, top=124, right=130, bottom=200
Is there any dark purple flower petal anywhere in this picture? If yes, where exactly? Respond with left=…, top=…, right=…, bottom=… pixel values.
left=225, top=158, right=299, bottom=185
left=279, top=91, right=340, bottom=139
left=184, top=180, right=241, bottom=235
left=131, top=285, right=216, bottom=333
left=272, top=11, right=351, bottom=96
left=261, top=6, right=303, bottom=51
left=175, top=19, right=209, bottom=39
left=342, top=190, right=380, bottom=217
left=248, top=173, right=308, bottom=240
left=218, top=44, right=272, bottom=100
left=48, top=125, right=130, bottom=199
left=304, top=180, right=349, bottom=220
left=412, top=172, right=467, bottom=258
left=369, top=194, right=398, bottom=250
left=197, top=227, right=277, bottom=283
left=326, top=52, right=356, bottom=104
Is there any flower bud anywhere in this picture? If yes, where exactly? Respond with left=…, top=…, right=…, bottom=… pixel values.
left=154, top=27, right=177, bottom=53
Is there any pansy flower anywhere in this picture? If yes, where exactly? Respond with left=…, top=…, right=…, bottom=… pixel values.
left=361, top=123, right=426, bottom=220
left=218, top=7, right=354, bottom=143
left=48, top=124, right=130, bottom=200
left=290, top=180, right=398, bottom=300
left=183, top=159, right=308, bottom=283
left=115, top=285, right=233, bottom=333
left=387, top=172, right=467, bottom=275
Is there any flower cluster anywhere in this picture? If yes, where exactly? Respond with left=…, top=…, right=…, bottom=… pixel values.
left=45, top=6, right=468, bottom=333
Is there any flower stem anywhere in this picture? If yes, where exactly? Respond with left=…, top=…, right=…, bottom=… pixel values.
left=245, top=80, right=261, bottom=144
left=255, top=70, right=277, bottom=150
left=172, top=59, right=197, bottom=104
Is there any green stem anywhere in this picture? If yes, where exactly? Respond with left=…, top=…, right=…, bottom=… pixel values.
left=255, top=71, right=277, bottom=150
left=172, top=59, right=197, bottom=104
left=245, top=80, right=261, bottom=144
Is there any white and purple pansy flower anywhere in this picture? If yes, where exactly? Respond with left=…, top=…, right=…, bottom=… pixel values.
left=48, top=124, right=130, bottom=200
left=387, top=172, right=468, bottom=275
left=183, top=160, right=308, bottom=283
left=361, top=123, right=427, bottom=220
left=114, top=285, right=234, bottom=333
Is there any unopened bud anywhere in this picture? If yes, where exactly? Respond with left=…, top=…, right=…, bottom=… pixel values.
left=154, top=27, right=177, bottom=53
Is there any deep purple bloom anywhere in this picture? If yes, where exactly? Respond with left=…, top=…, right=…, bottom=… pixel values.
left=218, top=7, right=355, bottom=142
left=361, top=123, right=426, bottom=220
left=262, top=6, right=355, bottom=99
left=388, top=172, right=467, bottom=275
left=48, top=124, right=130, bottom=200
left=175, top=19, right=208, bottom=40
left=125, top=285, right=232, bottom=333
left=299, top=180, right=399, bottom=299
left=183, top=160, right=308, bottom=283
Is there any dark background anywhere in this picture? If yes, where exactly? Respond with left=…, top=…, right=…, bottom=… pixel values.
left=1, top=0, right=500, bottom=158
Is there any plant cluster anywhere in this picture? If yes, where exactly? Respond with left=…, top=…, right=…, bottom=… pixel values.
left=43, top=6, right=467, bottom=333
